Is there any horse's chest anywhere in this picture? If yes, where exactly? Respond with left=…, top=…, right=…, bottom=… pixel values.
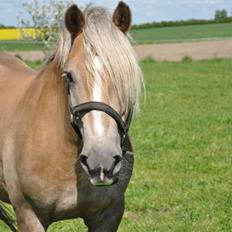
left=51, top=181, right=118, bottom=220
left=54, top=184, right=78, bottom=213
left=73, top=180, right=123, bottom=218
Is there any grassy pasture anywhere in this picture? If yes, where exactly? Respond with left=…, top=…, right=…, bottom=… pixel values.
left=0, top=40, right=43, bottom=51
left=0, top=23, right=232, bottom=51
left=1, top=58, right=232, bottom=231
left=131, top=22, right=232, bottom=44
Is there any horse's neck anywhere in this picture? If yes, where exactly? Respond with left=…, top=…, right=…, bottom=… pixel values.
left=19, top=61, right=79, bottom=165
left=30, top=61, right=70, bottom=133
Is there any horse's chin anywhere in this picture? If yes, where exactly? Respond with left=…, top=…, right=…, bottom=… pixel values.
left=90, top=177, right=118, bottom=187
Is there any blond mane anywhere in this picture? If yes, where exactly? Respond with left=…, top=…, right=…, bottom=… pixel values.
left=55, top=6, right=143, bottom=115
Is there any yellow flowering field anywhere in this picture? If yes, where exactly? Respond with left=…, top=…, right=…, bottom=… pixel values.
left=0, top=28, right=37, bottom=40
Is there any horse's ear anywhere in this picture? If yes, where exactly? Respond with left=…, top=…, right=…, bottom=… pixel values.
left=65, top=5, right=85, bottom=36
left=113, top=1, right=131, bottom=33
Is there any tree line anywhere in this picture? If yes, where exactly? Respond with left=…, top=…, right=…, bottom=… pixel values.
left=132, top=9, right=232, bottom=29
left=0, top=24, right=15, bottom=28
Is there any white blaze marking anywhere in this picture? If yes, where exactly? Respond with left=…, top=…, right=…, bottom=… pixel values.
left=92, top=56, right=104, bottom=136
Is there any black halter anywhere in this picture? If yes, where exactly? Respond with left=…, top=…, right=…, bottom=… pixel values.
left=63, top=71, right=133, bottom=152
left=69, top=101, right=133, bottom=151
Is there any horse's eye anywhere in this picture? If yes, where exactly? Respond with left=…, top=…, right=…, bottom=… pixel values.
left=62, top=71, right=75, bottom=84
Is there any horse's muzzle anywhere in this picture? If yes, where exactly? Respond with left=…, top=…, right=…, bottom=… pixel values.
left=80, top=154, right=122, bottom=186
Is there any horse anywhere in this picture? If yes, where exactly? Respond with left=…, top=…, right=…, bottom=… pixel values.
left=0, top=2, right=143, bottom=231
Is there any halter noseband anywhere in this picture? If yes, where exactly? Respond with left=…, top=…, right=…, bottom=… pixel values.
left=70, top=101, right=133, bottom=151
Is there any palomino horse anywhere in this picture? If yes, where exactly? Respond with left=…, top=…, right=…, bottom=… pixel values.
left=0, top=2, right=143, bottom=231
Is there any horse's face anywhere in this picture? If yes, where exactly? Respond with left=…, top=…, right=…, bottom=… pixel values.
left=63, top=3, right=132, bottom=186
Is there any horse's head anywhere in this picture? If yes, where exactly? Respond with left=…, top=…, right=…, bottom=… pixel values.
left=60, top=2, right=142, bottom=186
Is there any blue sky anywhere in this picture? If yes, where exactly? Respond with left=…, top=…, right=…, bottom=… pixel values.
left=0, top=0, right=232, bottom=26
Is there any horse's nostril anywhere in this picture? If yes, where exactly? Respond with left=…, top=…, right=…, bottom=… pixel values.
left=113, top=155, right=122, bottom=165
left=79, top=154, right=90, bottom=171
left=80, top=154, right=88, bottom=165
left=112, top=155, right=122, bottom=176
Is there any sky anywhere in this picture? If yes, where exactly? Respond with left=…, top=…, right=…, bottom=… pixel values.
left=0, top=0, right=232, bottom=26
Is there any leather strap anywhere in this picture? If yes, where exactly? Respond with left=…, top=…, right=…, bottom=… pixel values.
left=70, top=101, right=133, bottom=148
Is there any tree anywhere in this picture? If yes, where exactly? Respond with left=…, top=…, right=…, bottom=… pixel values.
left=17, top=0, right=75, bottom=55
left=214, top=9, right=228, bottom=22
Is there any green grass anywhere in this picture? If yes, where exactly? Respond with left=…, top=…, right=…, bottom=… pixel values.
left=124, top=58, right=232, bottom=231
left=24, top=59, right=43, bottom=69
left=1, top=58, right=232, bottom=231
left=131, top=22, right=232, bottom=44
left=0, top=40, right=43, bottom=51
